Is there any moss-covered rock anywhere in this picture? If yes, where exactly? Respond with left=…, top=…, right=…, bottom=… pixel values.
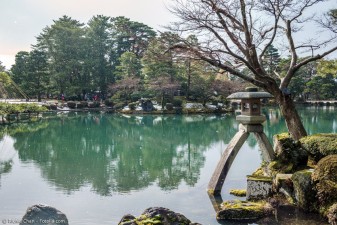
left=118, top=207, right=200, bottom=225
left=229, top=189, right=247, bottom=197
left=273, top=133, right=308, bottom=170
left=273, top=174, right=294, bottom=203
left=312, top=155, right=337, bottom=210
left=327, top=203, right=337, bottom=225
left=292, top=169, right=317, bottom=212
left=268, top=160, right=294, bottom=176
left=300, top=134, right=337, bottom=163
left=217, top=200, right=274, bottom=221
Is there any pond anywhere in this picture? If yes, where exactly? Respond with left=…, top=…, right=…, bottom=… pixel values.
left=0, top=106, right=336, bottom=225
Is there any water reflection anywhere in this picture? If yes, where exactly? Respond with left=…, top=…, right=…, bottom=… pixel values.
left=1, top=106, right=336, bottom=196
left=8, top=113, right=238, bottom=195
left=0, top=132, right=15, bottom=187
left=0, top=107, right=335, bottom=225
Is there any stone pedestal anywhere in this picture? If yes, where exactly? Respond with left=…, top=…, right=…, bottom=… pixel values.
left=246, top=176, right=273, bottom=200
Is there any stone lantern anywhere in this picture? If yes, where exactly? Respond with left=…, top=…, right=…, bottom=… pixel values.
left=232, top=88, right=272, bottom=124
left=208, top=88, right=275, bottom=196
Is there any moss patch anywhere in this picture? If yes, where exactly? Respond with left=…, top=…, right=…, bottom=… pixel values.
left=273, top=133, right=308, bottom=170
left=268, top=160, right=294, bottom=176
left=327, top=203, right=337, bottom=225
left=300, top=133, right=337, bottom=163
left=230, top=189, right=247, bottom=197
left=292, top=169, right=317, bottom=212
left=312, top=155, right=337, bottom=210
left=217, top=200, right=273, bottom=220
left=247, top=175, right=272, bottom=182
left=118, top=207, right=193, bottom=225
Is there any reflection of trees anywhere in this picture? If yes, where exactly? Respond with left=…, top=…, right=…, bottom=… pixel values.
left=299, top=106, right=337, bottom=135
left=8, top=113, right=238, bottom=195
left=0, top=160, right=12, bottom=187
left=262, top=106, right=337, bottom=142
left=2, top=108, right=335, bottom=194
left=1, top=127, right=13, bottom=187
left=263, top=108, right=287, bottom=143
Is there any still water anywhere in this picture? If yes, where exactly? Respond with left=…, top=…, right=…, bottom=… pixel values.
left=0, top=106, right=336, bottom=225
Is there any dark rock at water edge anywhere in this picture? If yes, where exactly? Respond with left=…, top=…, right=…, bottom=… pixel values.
left=118, top=207, right=201, bottom=225
left=20, top=204, right=68, bottom=225
left=140, top=99, right=155, bottom=112
left=216, top=200, right=274, bottom=221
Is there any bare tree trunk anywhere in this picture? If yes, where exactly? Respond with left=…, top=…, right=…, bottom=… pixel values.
left=276, top=92, right=307, bottom=140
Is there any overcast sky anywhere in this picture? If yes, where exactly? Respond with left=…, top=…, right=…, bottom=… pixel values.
left=1, top=0, right=336, bottom=69
left=0, top=0, right=174, bottom=69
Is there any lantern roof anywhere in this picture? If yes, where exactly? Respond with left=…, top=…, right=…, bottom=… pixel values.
left=227, top=91, right=273, bottom=99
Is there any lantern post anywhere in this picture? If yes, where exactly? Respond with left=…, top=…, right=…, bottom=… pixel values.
left=208, top=88, right=275, bottom=195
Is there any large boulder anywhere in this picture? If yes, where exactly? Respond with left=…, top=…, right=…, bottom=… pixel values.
left=300, top=133, right=337, bottom=163
left=118, top=207, right=201, bottom=225
left=312, top=155, right=337, bottom=210
left=327, top=203, right=337, bottom=225
left=217, top=200, right=274, bottom=221
left=292, top=169, right=317, bottom=212
left=140, top=99, right=155, bottom=112
left=20, top=204, right=68, bottom=225
left=273, top=133, right=308, bottom=171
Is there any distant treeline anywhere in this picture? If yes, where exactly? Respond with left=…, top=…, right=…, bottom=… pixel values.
left=2, top=15, right=336, bottom=105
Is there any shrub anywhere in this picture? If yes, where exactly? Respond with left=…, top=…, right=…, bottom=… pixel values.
left=104, top=99, right=114, bottom=107
left=88, top=101, right=100, bottom=108
left=67, top=101, right=76, bottom=109
left=80, top=101, right=88, bottom=108
left=114, top=102, right=126, bottom=110
left=166, top=103, right=174, bottom=111
left=210, top=96, right=220, bottom=105
left=172, top=98, right=183, bottom=107
left=48, top=104, right=58, bottom=110
left=128, top=102, right=137, bottom=110
left=130, top=92, right=142, bottom=102
left=67, top=95, right=81, bottom=101
left=76, top=102, right=84, bottom=109
left=24, top=103, right=47, bottom=113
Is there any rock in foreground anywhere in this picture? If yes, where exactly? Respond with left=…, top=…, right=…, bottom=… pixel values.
left=118, top=207, right=201, bottom=225
left=217, top=200, right=274, bottom=221
left=20, top=204, right=68, bottom=225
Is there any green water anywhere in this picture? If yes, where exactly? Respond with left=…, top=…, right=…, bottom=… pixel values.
left=0, top=106, right=335, bottom=224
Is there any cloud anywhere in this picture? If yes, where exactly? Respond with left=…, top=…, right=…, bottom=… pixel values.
left=0, top=0, right=173, bottom=59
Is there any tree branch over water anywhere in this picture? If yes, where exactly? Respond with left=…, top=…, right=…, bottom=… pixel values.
left=168, top=0, right=337, bottom=140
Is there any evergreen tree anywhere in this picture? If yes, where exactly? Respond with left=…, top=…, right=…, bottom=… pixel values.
left=35, top=15, right=86, bottom=97
left=11, top=50, right=49, bottom=101
left=11, top=51, right=30, bottom=88
left=262, top=45, right=281, bottom=76
left=0, top=61, right=5, bottom=72
left=115, top=52, right=142, bottom=79
left=86, top=15, right=113, bottom=97
left=142, top=32, right=177, bottom=80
